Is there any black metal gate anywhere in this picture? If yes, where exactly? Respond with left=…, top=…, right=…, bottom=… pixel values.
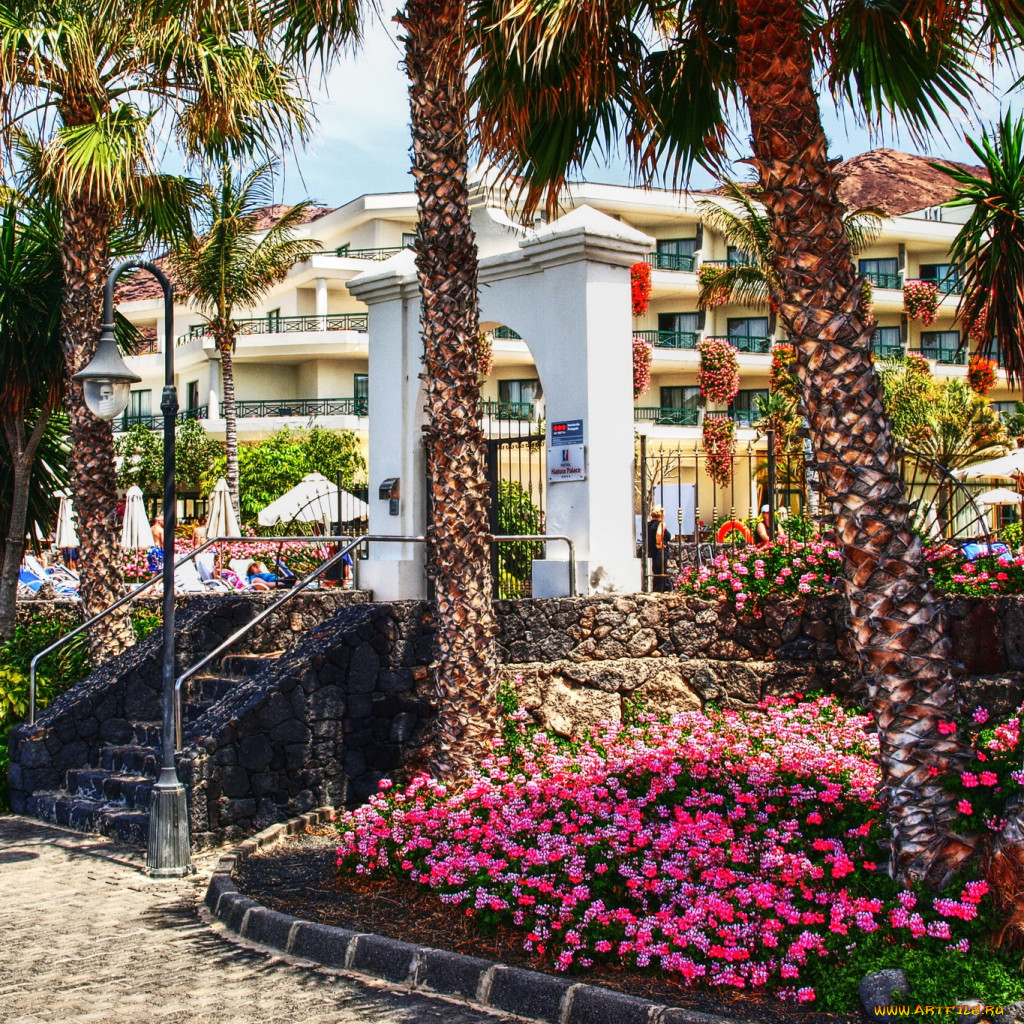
left=486, top=434, right=546, bottom=598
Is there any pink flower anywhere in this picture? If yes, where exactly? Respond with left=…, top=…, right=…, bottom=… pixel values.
left=957, top=799, right=973, bottom=815
left=937, top=721, right=957, bottom=735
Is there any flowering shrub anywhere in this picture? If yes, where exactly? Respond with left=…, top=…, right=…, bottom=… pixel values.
left=632, top=336, right=652, bottom=398
left=701, top=416, right=735, bottom=487
left=336, top=696, right=1000, bottom=1005
left=697, top=263, right=728, bottom=307
left=475, top=331, right=494, bottom=377
left=860, top=279, right=875, bottom=326
left=966, top=354, right=997, bottom=396
left=697, top=336, right=740, bottom=403
left=631, top=261, right=652, bottom=317
left=769, top=343, right=798, bottom=397
left=903, top=280, right=940, bottom=326
left=677, top=540, right=842, bottom=615
left=906, top=351, right=932, bottom=376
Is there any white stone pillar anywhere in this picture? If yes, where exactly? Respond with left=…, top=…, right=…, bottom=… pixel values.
left=346, top=252, right=428, bottom=599
left=315, top=277, right=328, bottom=321
left=207, top=358, right=220, bottom=420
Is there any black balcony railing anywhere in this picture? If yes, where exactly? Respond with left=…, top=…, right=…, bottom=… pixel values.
left=872, top=340, right=905, bottom=359
left=491, top=325, right=523, bottom=340
left=729, top=408, right=760, bottom=427
left=645, top=251, right=697, bottom=272
left=864, top=270, right=902, bottom=289
left=635, top=329, right=699, bottom=350
left=335, top=246, right=407, bottom=260
left=634, top=407, right=700, bottom=426
left=180, top=313, right=369, bottom=345
left=233, top=397, right=368, bottom=418
left=478, top=400, right=537, bottom=420
left=118, top=406, right=207, bottom=431
left=920, top=344, right=967, bottom=366
left=705, top=334, right=772, bottom=354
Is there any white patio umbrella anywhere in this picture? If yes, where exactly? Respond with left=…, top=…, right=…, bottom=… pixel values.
left=54, top=493, right=79, bottom=549
left=120, top=485, right=154, bottom=550
left=974, top=487, right=1024, bottom=506
left=953, top=448, right=1024, bottom=479
left=205, top=477, right=241, bottom=539
left=257, top=472, right=369, bottom=528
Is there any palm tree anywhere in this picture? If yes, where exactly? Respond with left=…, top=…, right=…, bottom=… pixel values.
left=469, top=0, right=1024, bottom=885
left=397, top=0, right=500, bottom=782
left=0, top=0, right=333, bottom=658
left=168, top=163, right=322, bottom=515
left=0, top=196, right=66, bottom=637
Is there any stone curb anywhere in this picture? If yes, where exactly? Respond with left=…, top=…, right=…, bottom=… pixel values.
left=205, top=808, right=753, bottom=1024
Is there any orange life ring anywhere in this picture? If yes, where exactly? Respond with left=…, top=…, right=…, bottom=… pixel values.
left=716, top=519, right=753, bottom=544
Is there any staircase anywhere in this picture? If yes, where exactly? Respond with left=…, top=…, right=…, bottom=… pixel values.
left=26, top=652, right=281, bottom=847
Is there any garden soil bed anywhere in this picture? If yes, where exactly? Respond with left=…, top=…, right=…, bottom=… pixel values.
left=234, top=827, right=859, bottom=1024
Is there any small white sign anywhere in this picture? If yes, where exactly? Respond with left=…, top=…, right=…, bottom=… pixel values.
left=548, top=444, right=586, bottom=482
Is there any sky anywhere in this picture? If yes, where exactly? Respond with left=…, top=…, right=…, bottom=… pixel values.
left=274, top=12, right=1024, bottom=209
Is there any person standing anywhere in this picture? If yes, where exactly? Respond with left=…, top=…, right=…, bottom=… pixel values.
left=147, top=513, right=165, bottom=573
left=647, top=505, right=673, bottom=593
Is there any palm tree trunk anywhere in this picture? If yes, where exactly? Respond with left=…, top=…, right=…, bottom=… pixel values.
left=734, top=0, right=978, bottom=888
left=399, top=0, right=500, bottom=783
left=0, top=411, right=50, bottom=638
left=61, top=191, right=134, bottom=661
left=214, top=323, right=240, bottom=518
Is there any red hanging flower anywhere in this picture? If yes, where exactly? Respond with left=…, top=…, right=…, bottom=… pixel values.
left=632, top=336, right=652, bottom=398
left=702, top=415, right=736, bottom=487
left=861, top=279, right=875, bottom=327
left=698, top=336, right=740, bottom=404
left=475, top=331, right=494, bottom=377
left=631, top=262, right=652, bottom=317
left=903, top=280, right=940, bottom=326
left=770, top=343, right=798, bottom=396
left=967, top=354, right=997, bottom=396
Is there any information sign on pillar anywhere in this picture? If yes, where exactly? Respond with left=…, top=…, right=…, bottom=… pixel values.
left=548, top=419, right=586, bottom=482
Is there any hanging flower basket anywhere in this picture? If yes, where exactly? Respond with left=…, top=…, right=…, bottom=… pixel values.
left=967, top=354, right=997, bottom=396
left=697, top=263, right=728, bottom=308
left=861, top=279, right=876, bottom=327
left=903, top=280, right=939, bottom=326
left=631, top=261, right=652, bottom=317
left=632, top=336, right=652, bottom=398
left=474, top=331, right=494, bottom=378
left=702, top=415, right=736, bottom=487
left=698, top=336, right=740, bottom=404
left=769, top=343, right=798, bottom=396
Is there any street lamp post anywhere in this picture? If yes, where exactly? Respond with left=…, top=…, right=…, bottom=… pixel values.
left=73, top=259, right=192, bottom=877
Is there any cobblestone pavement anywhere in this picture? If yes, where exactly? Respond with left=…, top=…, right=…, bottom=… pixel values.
left=0, top=816, right=521, bottom=1024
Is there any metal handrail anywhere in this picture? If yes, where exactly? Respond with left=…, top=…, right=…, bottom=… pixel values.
left=26, top=534, right=349, bottom=725
left=173, top=531, right=577, bottom=749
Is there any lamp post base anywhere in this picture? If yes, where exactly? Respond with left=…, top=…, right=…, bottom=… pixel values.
left=146, top=767, right=192, bottom=877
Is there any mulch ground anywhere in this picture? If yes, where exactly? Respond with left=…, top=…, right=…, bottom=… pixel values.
left=234, top=828, right=859, bottom=1024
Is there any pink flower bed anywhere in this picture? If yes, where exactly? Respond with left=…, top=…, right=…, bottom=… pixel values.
left=335, top=698, right=993, bottom=1002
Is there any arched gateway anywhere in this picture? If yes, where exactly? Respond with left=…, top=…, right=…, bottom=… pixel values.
left=347, top=200, right=652, bottom=599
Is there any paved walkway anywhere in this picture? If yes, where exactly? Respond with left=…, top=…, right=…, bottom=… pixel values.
left=0, top=816, right=520, bottom=1024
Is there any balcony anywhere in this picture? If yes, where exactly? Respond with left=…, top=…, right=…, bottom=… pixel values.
left=645, top=251, right=696, bottom=272
left=335, top=246, right=407, bottom=260
left=863, top=270, right=902, bottom=289
left=919, top=344, right=966, bottom=366
left=635, top=407, right=700, bottom=426
left=705, top=334, right=772, bottom=354
left=872, top=340, right=905, bottom=359
left=118, top=406, right=208, bottom=431
left=491, top=326, right=522, bottom=340
left=478, top=400, right=537, bottom=420
left=232, top=397, right=368, bottom=418
left=635, top=329, right=699, bottom=350
left=179, top=313, right=369, bottom=346
left=729, top=408, right=759, bottom=427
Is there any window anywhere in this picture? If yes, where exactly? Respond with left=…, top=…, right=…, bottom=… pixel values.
left=402, top=232, right=417, bottom=248
left=726, top=245, right=752, bottom=267
left=499, top=379, right=540, bottom=408
left=127, top=389, right=152, bottom=426
left=658, top=386, right=700, bottom=425
left=266, top=308, right=281, bottom=329
left=657, top=237, right=697, bottom=257
left=658, top=312, right=700, bottom=333
left=729, top=388, right=768, bottom=427
left=652, top=237, right=698, bottom=271
left=920, top=330, right=965, bottom=365
left=186, top=380, right=199, bottom=413
left=872, top=326, right=903, bottom=357
left=354, top=373, right=368, bottom=415
left=727, top=317, right=770, bottom=353
left=919, top=263, right=961, bottom=293
left=859, top=258, right=900, bottom=289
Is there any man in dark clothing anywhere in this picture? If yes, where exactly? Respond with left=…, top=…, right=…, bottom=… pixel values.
left=647, top=505, right=673, bottom=592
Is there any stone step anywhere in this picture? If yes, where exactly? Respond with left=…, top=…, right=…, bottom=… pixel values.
left=64, top=768, right=154, bottom=811
left=192, top=674, right=239, bottom=703
left=131, top=721, right=162, bottom=746
left=26, top=791, right=149, bottom=845
left=220, top=652, right=282, bottom=678
left=99, top=745, right=161, bottom=776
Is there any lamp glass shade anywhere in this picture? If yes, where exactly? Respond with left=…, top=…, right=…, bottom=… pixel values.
left=82, top=378, right=131, bottom=421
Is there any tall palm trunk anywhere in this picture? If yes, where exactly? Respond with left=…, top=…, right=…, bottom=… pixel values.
left=61, top=191, right=134, bottom=660
left=399, top=0, right=499, bottom=782
left=0, top=411, right=50, bottom=637
left=734, top=0, right=977, bottom=887
left=213, top=320, right=240, bottom=517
